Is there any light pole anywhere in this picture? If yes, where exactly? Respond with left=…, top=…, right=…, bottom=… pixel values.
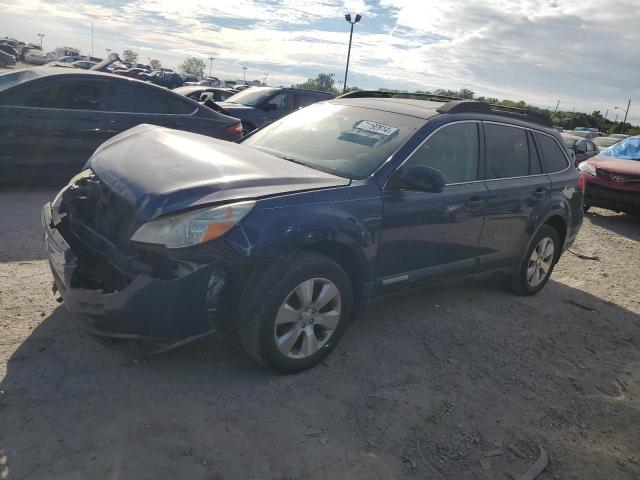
left=263, top=73, right=269, bottom=85
left=554, top=100, right=560, bottom=112
left=106, top=48, right=111, bottom=56
left=37, top=33, right=44, bottom=49
left=208, top=57, right=214, bottom=77
left=241, top=66, right=247, bottom=82
left=342, top=13, right=362, bottom=94
left=622, top=99, right=631, bottom=132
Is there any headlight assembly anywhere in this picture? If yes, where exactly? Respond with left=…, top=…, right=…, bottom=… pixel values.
left=130, top=201, right=255, bottom=249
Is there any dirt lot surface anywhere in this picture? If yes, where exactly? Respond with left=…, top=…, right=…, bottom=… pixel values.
left=1, top=186, right=639, bottom=480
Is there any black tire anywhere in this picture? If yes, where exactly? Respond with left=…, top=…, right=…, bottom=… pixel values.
left=511, top=224, right=560, bottom=296
left=239, top=252, right=353, bottom=373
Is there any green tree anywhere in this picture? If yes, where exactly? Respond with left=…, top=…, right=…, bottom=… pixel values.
left=297, top=73, right=339, bottom=95
left=179, top=57, right=205, bottom=78
left=122, top=49, right=138, bottom=66
left=149, top=59, right=162, bottom=70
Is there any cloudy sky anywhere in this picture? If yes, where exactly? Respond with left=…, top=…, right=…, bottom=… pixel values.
left=1, top=0, right=638, bottom=123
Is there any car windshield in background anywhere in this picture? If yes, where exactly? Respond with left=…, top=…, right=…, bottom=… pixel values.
left=225, top=87, right=275, bottom=106
left=563, top=137, right=577, bottom=147
left=242, top=103, right=422, bottom=179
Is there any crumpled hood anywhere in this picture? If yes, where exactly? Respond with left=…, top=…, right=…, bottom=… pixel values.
left=586, top=155, right=640, bottom=175
left=88, top=124, right=349, bottom=222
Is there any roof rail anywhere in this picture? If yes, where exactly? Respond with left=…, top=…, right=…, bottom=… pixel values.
left=337, top=90, right=553, bottom=128
left=437, top=100, right=553, bottom=127
left=338, top=90, right=462, bottom=102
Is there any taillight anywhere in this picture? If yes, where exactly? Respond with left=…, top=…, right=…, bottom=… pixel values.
left=577, top=173, right=586, bottom=193
left=228, top=122, right=243, bottom=137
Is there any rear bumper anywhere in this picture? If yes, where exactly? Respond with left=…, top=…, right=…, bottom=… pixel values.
left=584, top=181, right=640, bottom=213
left=42, top=203, right=237, bottom=342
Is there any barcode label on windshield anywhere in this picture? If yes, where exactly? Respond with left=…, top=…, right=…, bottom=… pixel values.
left=354, top=120, right=398, bottom=136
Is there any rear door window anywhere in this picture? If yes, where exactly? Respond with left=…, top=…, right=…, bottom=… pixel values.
left=402, top=122, right=479, bottom=184
left=484, top=123, right=530, bottom=179
left=535, top=133, right=569, bottom=173
left=26, top=81, right=106, bottom=110
left=110, top=82, right=172, bottom=114
left=295, top=93, right=323, bottom=108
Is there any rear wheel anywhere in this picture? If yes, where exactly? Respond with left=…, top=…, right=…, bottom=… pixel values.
left=239, top=253, right=353, bottom=373
left=511, top=225, right=560, bottom=296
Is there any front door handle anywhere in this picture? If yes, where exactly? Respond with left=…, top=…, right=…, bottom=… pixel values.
left=533, top=187, right=547, bottom=198
left=465, top=196, right=485, bottom=209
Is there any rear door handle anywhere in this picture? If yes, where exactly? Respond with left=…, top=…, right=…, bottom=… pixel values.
left=533, top=187, right=547, bottom=198
left=465, top=196, right=485, bottom=208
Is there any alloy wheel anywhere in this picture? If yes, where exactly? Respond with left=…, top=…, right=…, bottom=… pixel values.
left=527, top=237, right=555, bottom=287
left=273, top=278, right=342, bottom=359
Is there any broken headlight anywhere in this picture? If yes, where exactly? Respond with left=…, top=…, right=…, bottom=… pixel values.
left=130, top=201, right=255, bottom=249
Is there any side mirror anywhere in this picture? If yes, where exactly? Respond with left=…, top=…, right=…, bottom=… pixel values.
left=262, top=103, right=278, bottom=111
left=390, top=166, right=445, bottom=193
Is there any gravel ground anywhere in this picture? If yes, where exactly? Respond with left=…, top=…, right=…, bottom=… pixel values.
left=1, top=186, right=639, bottom=480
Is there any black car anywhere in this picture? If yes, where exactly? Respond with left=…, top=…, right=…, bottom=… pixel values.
left=43, top=92, right=583, bottom=372
left=0, top=43, right=18, bottom=61
left=173, top=86, right=234, bottom=102
left=216, top=87, right=334, bottom=132
left=148, top=71, right=183, bottom=89
left=0, top=68, right=243, bottom=181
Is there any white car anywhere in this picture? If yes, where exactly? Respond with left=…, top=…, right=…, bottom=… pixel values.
left=592, top=136, right=620, bottom=152
left=24, top=48, right=48, bottom=65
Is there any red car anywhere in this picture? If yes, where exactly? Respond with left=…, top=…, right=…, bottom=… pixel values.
left=579, top=142, right=640, bottom=214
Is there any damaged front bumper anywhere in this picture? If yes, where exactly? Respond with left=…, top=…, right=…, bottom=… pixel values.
left=42, top=202, right=242, bottom=345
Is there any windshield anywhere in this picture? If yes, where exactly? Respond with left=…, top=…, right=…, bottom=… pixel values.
left=242, top=102, right=422, bottom=179
left=562, top=137, right=577, bottom=147
left=225, top=87, right=275, bottom=106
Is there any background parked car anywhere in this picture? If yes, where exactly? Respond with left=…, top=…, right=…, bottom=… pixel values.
left=579, top=135, right=640, bottom=214
left=592, top=136, right=620, bottom=152
left=0, top=68, right=243, bottom=181
left=569, top=129, right=597, bottom=139
left=0, top=50, right=16, bottom=68
left=149, top=70, right=183, bottom=89
left=562, top=133, right=598, bottom=166
left=24, top=47, right=49, bottom=65
left=56, top=55, right=83, bottom=64
left=173, top=86, right=235, bottom=102
left=114, top=67, right=149, bottom=79
left=0, top=43, right=19, bottom=61
left=72, top=60, right=97, bottom=70
left=216, top=87, right=334, bottom=131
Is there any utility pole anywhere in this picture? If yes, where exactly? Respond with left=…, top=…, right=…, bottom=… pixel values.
left=342, top=13, right=362, bottom=94
left=91, top=22, right=94, bottom=57
left=37, top=33, right=44, bottom=49
left=208, top=57, right=214, bottom=77
left=242, top=66, right=247, bottom=82
left=554, top=100, right=560, bottom=112
left=622, top=99, right=631, bottom=132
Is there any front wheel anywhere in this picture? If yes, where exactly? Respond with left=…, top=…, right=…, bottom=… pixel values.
left=239, top=253, right=353, bottom=373
left=511, top=225, right=560, bottom=296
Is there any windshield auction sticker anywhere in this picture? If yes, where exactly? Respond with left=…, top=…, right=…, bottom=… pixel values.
left=354, top=120, right=398, bottom=136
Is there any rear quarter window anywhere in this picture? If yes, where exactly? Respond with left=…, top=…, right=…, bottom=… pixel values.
left=535, top=133, right=569, bottom=173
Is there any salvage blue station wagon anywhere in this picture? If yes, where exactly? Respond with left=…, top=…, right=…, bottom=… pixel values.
left=43, top=92, right=583, bottom=372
